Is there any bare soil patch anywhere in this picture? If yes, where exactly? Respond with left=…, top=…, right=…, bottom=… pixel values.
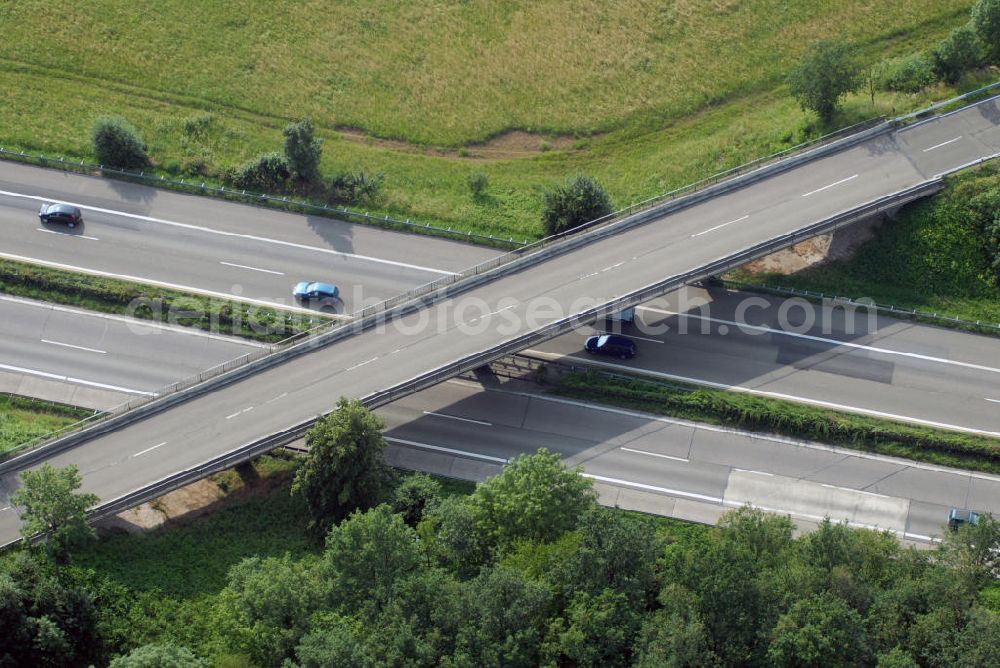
left=336, top=126, right=578, bottom=160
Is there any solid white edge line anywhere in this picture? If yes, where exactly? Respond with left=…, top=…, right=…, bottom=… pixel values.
left=922, top=136, right=962, bottom=152
left=220, top=261, right=286, bottom=276
left=133, top=442, right=167, bottom=457
left=385, top=437, right=507, bottom=463
left=0, top=361, right=156, bottom=395
left=40, top=339, right=107, bottom=355
left=0, top=251, right=330, bottom=317
left=37, top=228, right=99, bottom=241
left=620, top=447, right=689, bottom=463
left=691, top=215, right=749, bottom=237
left=2, top=189, right=458, bottom=276
left=0, top=294, right=267, bottom=348
left=637, top=306, right=1000, bottom=375
left=595, top=330, right=664, bottom=344
left=422, top=411, right=493, bottom=426
left=381, top=436, right=944, bottom=542
left=801, top=173, right=859, bottom=197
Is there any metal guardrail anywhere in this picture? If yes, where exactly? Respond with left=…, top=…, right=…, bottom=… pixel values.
left=0, top=82, right=1000, bottom=532
left=721, top=280, right=1000, bottom=335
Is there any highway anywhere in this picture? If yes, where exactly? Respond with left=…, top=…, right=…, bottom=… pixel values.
left=0, top=295, right=260, bottom=407
left=0, top=161, right=497, bottom=312
left=1, top=95, right=999, bottom=544
left=379, top=379, right=1000, bottom=542
left=0, top=293, right=994, bottom=542
left=530, top=287, right=1000, bottom=436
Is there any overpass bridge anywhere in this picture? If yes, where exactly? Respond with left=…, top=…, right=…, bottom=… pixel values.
left=2, top=92, right=1000, bottom=545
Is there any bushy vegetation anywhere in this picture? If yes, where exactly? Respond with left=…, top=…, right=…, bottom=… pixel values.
left=541, top=175, right=613, bottom=235
left=282, top=119, right=322, bottom=184
left=91, top=116, right=149, bottom=170
left=226, top=152, right=290, bottom=192
left=0, top=1, right=975, bottom=240
left=326, top=169, right=385, bottom=205
left=735, top=166, right=1000, bottom=326
left=0, top=258, right=323, bottom=343
left=558, top=370, right=1000, bottom=472
left=4, top=447, right=999, bottom=667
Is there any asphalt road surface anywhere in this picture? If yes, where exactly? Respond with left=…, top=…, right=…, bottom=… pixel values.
left=530, top=287, right=1000, bottom=436
left=0, top=161, right=497, bottom=312
left=1, top=96, right=999, bottom=544
left=0, top=295, right=260, bottom=399
left=379, top=379, right=1000, bottom=543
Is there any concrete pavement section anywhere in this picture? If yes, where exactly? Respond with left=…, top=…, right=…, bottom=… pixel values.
left=372, top=378, right=993, bottom=542
left=1, top=95, right=999, bottom=545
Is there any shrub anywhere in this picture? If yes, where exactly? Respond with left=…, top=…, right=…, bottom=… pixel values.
left=392, top=472, right=442, bottom=527
left=227, top=153, right=290, bottom=192
left=931, top=24, right=983, bottom=84
left=541, top=175, right=613, bottom=236
left=881, top=54, right=936, bottom=93
left=467, top=172, right=489, bottom=199
left=327, top=170, right=384, bottom=205
left=91, top=116, right=149, bottom=170
left=283, top=119, right=323, bottom=183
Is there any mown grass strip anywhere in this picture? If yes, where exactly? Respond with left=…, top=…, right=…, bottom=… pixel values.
left=0, top=394, right=92, bottom=456
left=556, top=370, right=1000, bottom=474
left=0, top=258, right=326, bottom=343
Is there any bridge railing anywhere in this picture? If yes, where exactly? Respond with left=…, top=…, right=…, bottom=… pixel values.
left=2, top=84, right=996, bottom=465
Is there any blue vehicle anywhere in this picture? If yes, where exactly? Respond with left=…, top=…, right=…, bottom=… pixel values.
left=948, top=508, right=981, bottom=531
left=585, top=334, right=637, bottom=359
left=292, top=281, right=340, bottom=306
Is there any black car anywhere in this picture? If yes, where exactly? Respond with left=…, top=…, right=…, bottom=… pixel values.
left=585, top=334, right=637, bottom=359
left=39, top=203, right=83, bottom=228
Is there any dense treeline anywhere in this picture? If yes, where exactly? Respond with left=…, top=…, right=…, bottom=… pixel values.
left=2, top=448, right=999, bottom=667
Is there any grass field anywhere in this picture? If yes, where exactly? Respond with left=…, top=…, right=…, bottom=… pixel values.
left=0, top=1, right=979, bottom=240
left=0, top=394, right=92, bottom=456
left=733, top=165, right=1000, bottom=325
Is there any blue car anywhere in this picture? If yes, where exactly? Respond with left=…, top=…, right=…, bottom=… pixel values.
left=585, top=334, right=637, bottom=359
left=292, top=281, right=340, bottom=306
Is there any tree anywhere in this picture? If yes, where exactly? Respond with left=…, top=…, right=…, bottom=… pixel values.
left=283, top=119, right=323, bottom=183
left=560, top=505, right=660, bottom=607
left=291, top=397, right=393, bottom=533
left=294, top=612, right=375, bottom=668
left=972, top=0, right=1000, bottom=62
left=0, top=551, right=103, bottom=667
left=324, top=504, right=422, bottom=613
left=543, top=590, right=640, bottom=668
left=468, top=448, right=596, bottom=552
left=221, top=554, right=325, bottom=666
left=633, top=585, right=720, bottom=668
left=91, top=116, right=149, bottom=170
left=12, top=464, right=98, bottom=564
left=419, top=495, right=488, bottom=577
left=109, top=643, right=205, bottom=668
left=768, top=593, right=867, bottom=667
left=391, top=472, right=441, bottom=527
left=788, top=40, right=861, bottom=123
left=455, top=565, right=552, bottom=667
left=937, top=513, right=1000, bottom=588
left=931, top=25, right=982, bottom=84
left=541, top=175, right=613, bottom=236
